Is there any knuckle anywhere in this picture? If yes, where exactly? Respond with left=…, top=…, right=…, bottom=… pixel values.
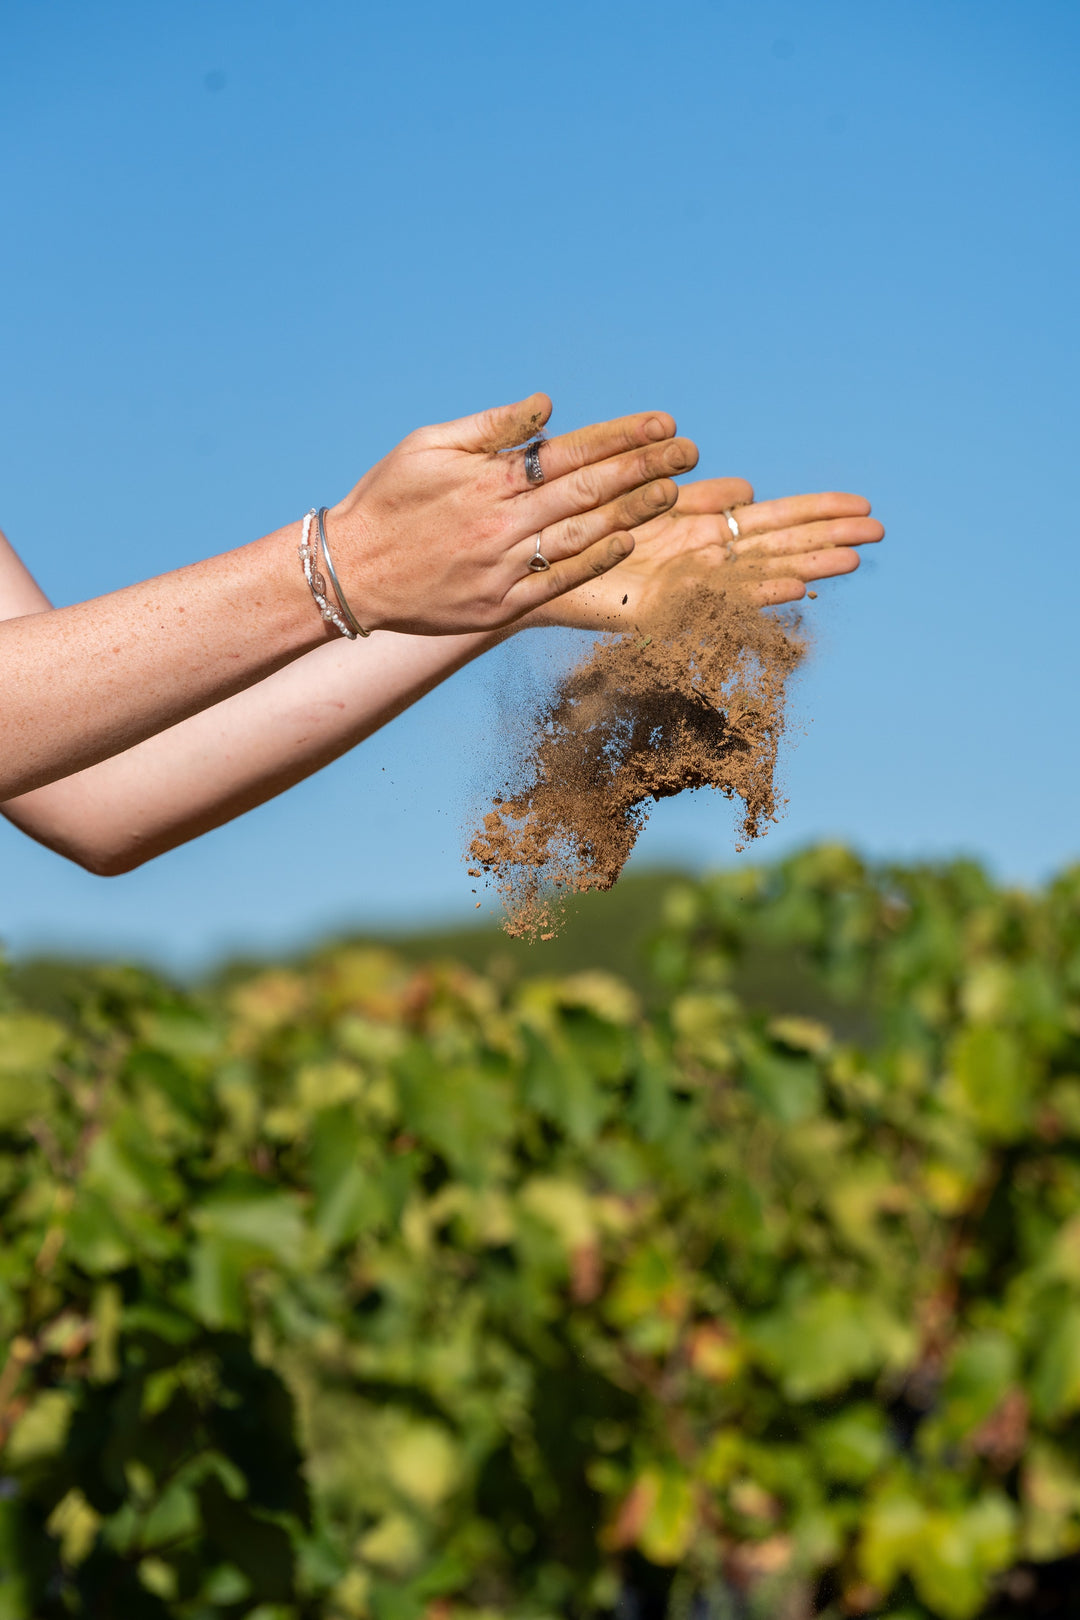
left=559, top=512, right=589, bottom=552
left=571, top=467, right=605, bottom=509
left=564, top=436, right=591, bottom=473
left=493, top=454, right=522, bottom=494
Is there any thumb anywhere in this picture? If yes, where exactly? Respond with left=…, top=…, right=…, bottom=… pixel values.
left=433, top=392, right=552, bottom=453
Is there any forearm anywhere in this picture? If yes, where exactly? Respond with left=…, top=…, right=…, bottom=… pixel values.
left=0, top=395, right=699, bottom=865
left=2, top=628, right=503, bottom=873
left=0, top=521, right=327, bottom=799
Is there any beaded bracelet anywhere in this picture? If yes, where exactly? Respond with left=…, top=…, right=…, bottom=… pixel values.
left=299, top=509, right=368, bottom=640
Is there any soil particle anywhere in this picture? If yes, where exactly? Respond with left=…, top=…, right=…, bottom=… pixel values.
left=469, top=580, right=805, bottom=938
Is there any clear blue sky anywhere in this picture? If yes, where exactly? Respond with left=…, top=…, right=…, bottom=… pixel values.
left=2, top=0, right=1078, bottom=967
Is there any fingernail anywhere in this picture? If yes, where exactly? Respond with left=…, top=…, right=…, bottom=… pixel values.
left=644, top=416, right=668, bottom=441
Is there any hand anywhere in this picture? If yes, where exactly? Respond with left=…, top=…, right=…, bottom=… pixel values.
left=527, top=477, right=884, bottom=630
left=324, top=394, right=698, bottom=635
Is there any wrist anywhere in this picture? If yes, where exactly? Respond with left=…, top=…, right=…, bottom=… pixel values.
left=324, top=498, right=388, bottom=633
left=250, top=521, right=340, bottom=653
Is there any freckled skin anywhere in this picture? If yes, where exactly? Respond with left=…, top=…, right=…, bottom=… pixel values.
left=0, top=394, right=878, bottom=876
left=329, top=393, right=698, bottom=634
left=0, top=393, right=694, bottom=804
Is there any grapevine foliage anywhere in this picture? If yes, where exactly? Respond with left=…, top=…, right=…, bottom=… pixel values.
left=3, top=846, right=1080, bottom=1619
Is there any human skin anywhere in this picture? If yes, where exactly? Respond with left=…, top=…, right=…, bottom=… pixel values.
left=527, top=477, right=884, bottom=629
left=0, top=394, right=697, bottom=802
left=1, top=462, right=882, bottom=875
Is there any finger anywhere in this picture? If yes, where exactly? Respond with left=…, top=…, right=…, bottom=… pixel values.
left=524, top=437, right=699, bottom=529
left=744, top=548, right=862, bottom=604
left=509, top=532, right=635, bottom=615
left=750, top=577, right=807, bottom=606
left=524, top=478, right=678, bottom=567
left=503, top=410, right=678, bottom=491
left=762, top=546, right=862, bottom=581
left=673, top=477, right=755, bottom=515
left=731, top=515, right=884, bottom=559
left=731, top=491, right=874, bottom=538
left=432, top=392, right=553, bottom=453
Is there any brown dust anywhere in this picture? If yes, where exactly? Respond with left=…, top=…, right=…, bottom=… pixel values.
left=468, top=584, right=806, bottom=938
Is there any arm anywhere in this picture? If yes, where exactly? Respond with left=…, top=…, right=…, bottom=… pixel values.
left=0, top=519, right=329, bottom=801
left=0, top=395, right=695, bottom=802
left=3, top=617, right=506, bottom=874
left=3, top=476, right=882, bottom=876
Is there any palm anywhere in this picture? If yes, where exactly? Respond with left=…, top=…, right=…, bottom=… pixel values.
left=533, top=477, right=883, bottom=633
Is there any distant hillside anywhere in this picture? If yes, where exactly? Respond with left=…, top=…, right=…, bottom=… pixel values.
left=10, top=865, right=872, bottom=1039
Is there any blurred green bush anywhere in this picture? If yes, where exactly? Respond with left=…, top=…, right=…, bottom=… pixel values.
left=3, top=846, right=1080, bottom=1619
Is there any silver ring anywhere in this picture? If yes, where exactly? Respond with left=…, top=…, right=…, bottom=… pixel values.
left=528, top=533, right=551, bottom=573
left=723, top=508, right=741, bottom=541
left=523, top=440, right=545, bottom=485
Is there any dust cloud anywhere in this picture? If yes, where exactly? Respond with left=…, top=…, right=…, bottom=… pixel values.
left=468, top=583, right=806, bottom=938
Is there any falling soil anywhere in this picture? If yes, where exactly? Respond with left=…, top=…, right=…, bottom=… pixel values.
left=469, top=580, right=806, bottom=938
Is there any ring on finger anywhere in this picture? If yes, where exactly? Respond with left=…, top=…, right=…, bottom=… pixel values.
left=723, top=508, right=742, bottom=562
left=524, top=440, right=546, bottom=486
left=528, top=532, right=551, bottom=573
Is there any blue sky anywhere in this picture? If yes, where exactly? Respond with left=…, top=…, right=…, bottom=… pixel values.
left=1, top=0, right=1078, bottom=967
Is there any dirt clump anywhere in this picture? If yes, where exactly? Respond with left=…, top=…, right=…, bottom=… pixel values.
left=469, top=581, right=805, bottom=938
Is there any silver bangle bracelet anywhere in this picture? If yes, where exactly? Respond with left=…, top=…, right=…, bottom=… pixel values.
left=317, top=507, right=370, bottom=638
left=299, top=510, right=357, bottom=641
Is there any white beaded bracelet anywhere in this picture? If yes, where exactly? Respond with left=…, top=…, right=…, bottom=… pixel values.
left=299, top=509, right=361, bottom=641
